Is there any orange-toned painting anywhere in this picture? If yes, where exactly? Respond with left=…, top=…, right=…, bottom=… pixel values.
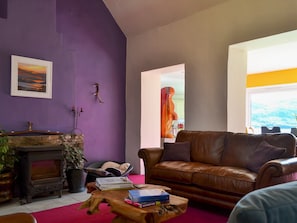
left=161, top=87, right=178, bottom=138
left=17, top=63, right=47, bottom=92
left=11, top=55, right=52, bottom=99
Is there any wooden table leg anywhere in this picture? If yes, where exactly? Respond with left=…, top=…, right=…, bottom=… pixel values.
left=112, top=215, right=138, bottom=223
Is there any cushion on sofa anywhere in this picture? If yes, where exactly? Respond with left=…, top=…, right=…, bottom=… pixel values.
left=247, top=140, right=286, bottom=172
left=160, top=141, right=191, bottom=162
left=178, top=131, right=227, bottom=165
left=151, top=161, right=199, bottom=184
left=222, top=133, right=263, bottom=168
left=192, top=166, right=256, bottom=195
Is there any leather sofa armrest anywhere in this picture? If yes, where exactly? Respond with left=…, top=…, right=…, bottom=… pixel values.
left=138, top=148, right=163, bottom=183
left=255, top=157, right=297, bottom=189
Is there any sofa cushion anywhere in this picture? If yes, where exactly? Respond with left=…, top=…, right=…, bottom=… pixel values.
left=222, top=133, right=295, bottom=168
left=246, top=141, right=286, bottom=172
left=150, top=161, right=211, bottom=184
left=192, top=166, right=257, bottom=195
left=222, top=133, right=263, bottom=168
left=160, top=141, right=191, bottom=162
left=176, top=131, right=227, bottom=165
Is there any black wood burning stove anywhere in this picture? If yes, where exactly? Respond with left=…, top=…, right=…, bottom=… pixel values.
left=15, top=145, right=64, bottom=204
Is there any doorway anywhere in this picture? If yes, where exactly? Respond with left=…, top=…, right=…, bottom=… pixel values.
left=140, top=64, right=185, bottom=174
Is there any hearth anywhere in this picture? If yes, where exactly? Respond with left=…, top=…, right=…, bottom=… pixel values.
left=5, top=122, right=84, bottom=204
left=16, top=145, right=64, bottom=204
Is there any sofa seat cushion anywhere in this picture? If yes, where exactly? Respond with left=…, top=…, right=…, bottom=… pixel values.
left=192, top=166, right=257, bottom=195
left=150, top=161, right=212, bottom=184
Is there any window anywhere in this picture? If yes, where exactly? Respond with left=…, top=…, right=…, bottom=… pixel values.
left=246, top=84, right=297, bottom=134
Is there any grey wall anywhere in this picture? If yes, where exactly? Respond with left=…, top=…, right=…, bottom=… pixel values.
left=126, top=0, right=297, bottom=173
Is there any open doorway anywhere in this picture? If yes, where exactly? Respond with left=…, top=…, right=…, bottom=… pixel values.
left=140, top=64, right=185, bottom=174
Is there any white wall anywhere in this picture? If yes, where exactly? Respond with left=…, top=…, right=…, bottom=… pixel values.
left=227, top=46, right=247, bottom=132
left=141, top=70, right=161, bottom=148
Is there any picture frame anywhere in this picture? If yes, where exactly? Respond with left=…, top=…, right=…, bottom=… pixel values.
left=11, top=55, right=53, bottom=99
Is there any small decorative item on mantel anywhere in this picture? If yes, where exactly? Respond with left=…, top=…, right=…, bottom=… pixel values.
left=60, top=134, right=87, bottom=193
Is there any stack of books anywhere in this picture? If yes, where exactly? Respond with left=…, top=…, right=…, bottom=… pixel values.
left=125, top=189, right=170, bottom=208
left=95, top=176, right=134, bottom=191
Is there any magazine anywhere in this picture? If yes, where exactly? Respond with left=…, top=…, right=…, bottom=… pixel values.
left=96, top=176, right=134, bottom=190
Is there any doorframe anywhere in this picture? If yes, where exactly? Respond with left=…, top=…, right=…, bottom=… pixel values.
left=140, top=64, right=185, bottom=174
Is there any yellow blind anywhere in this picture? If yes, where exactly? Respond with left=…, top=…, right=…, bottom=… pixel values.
left=246, top=68, right=297, bottom=88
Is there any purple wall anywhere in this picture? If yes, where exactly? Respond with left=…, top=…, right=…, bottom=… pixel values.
left=0, top=0, right=126, bottom=163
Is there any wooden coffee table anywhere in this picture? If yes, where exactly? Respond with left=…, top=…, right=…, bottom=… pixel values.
left=80, top=182, right=188, bottom=223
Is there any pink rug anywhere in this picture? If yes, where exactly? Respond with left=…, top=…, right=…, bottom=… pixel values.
left=32, top=202, right=229, bottom=223
left=32, top=175, right=229, bottom=223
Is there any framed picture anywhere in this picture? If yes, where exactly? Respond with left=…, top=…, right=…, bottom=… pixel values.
left=11, top=55, right=53, bottom=99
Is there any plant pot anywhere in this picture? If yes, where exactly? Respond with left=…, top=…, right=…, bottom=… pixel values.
left=0, top=172, right=13, bottom=203
left=66, top=169, right=86, bottom=193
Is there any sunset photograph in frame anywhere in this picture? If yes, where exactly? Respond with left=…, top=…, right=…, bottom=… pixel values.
left=11, top=55, right=53, bottom=99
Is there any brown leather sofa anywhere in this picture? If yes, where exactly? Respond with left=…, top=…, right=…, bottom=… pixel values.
left=138, top=130, right=297, bottom=209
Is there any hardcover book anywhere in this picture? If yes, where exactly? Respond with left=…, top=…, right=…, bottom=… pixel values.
left=124, top=198, right=169, bottom=208
left=128, top=189, right=170, bottom=203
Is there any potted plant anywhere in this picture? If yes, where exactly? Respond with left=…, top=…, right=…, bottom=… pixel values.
left=0, top=130, right=17, bottom=202
left=60, top=134, right=87, bottom=193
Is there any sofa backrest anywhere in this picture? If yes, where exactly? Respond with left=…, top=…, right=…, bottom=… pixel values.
left=221, top=132, right=296, bottom=168
left=175, top=130, right=296, bottom=168
left=175, top=130, right=229, bottom=165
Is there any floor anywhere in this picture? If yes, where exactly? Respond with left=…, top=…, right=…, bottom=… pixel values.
left=0, top=189, right=90, bottom=216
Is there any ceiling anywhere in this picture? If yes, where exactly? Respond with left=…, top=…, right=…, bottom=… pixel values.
left=102, top=0, right=227, bottom=97
left=103, top=0, right=227, bottom=37
left=102, top=1, right=297, bottom=98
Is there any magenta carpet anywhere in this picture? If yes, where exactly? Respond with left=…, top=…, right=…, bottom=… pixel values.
left=32, top=175, right=230, bottom=223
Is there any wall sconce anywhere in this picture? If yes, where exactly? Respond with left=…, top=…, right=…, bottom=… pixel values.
left=72, top=106, right=83, bottom=131
left=93, top=83, right=104, bottom=103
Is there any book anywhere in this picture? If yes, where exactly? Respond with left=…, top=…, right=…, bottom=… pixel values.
left=96, top=176, right=132, bottom=185
left=128, top=189, right=170, bottom=203
left=97, top=184, right=134, bottom=190
left=97, top=185, right=134, bottom=191
left=96, top=176, right=134, bottom=190
left=124, top=198, right=169, bottom=208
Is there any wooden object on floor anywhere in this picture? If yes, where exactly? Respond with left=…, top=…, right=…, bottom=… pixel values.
left=81, top=183, right=188, bottom=223
left=0, top=172, right=14, bottom=203
left=0, top=212, right=37, bottom=223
